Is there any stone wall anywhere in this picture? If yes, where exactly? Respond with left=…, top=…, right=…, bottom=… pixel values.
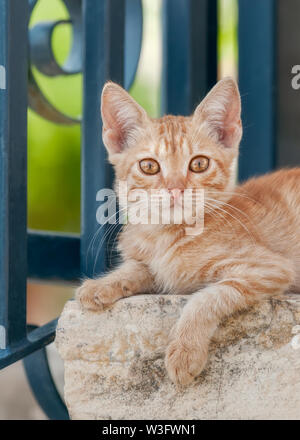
left=56, top=294, right=300, bottom=420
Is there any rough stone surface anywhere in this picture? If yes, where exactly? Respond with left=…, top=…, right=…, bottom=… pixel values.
left=56, top=294, right=300, bottom=420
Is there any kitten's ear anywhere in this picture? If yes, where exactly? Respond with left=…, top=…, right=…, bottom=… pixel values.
left=101, top=82, right=148, bottom=154
left=193, top=77, right=242, bottom=148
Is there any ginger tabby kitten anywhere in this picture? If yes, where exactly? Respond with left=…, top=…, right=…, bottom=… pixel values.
left=77, top=78, right=298, bottom=386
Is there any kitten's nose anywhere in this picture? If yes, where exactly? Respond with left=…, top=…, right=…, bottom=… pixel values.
left=168, top=188, right=183, bottom=200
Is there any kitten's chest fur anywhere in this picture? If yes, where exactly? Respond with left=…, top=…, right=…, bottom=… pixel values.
left=119, top=224, right=222, bottom=294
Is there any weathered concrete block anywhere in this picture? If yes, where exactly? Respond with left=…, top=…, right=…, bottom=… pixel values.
left=55, top=294, right=300, bottom=420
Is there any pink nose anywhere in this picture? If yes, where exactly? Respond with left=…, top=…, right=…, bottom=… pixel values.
left=169, top=188, right=183, bottom=200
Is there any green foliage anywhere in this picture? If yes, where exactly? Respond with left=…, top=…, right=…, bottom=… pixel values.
left=28, top=0, right=82, bottom=232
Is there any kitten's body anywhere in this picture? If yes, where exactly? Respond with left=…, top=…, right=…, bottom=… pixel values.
left=120, top=168, right=300, bottom=295
left=119, top=168, right=300, bottom=294
left=77, top=79, right=298, bottom=385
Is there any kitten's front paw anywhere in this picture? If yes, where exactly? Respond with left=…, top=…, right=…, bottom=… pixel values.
left=76, top=279, right=120, bottom=311
left=165, top=339, right=208, bottom=386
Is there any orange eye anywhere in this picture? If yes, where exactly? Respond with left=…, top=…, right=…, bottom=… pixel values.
left=139, top=158, right=160, bottom=175
left=189, top=156, right=209, bottom=173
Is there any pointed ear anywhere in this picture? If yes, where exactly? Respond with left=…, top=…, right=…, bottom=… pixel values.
left=193, top=77, right=242, bottom=148
left=101, top=82, right=148, bottom=154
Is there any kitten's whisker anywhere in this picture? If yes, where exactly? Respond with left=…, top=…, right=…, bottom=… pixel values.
left=205, top=190, right=260, bottom=205
left=109, top=225, right=124, bottom=268
left=86, top=225, right=103, bottom=271
left=204, top=202, right=236, bottom=233
left=205, top=197, right=253, bottom=223
left=95, top=200, right=146, bottom=271
left=86, top=198, right=120, bottom=269
left=205, top=200, right=255, bottom=244
left=93, top=222, right=121, bottom=276
left=91, top=201, right=136, bottom=275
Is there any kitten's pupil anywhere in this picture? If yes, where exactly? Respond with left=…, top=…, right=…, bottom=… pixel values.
left=189, top=156, right=209, bottom=173
left=139, top=159, right=160, bottom=175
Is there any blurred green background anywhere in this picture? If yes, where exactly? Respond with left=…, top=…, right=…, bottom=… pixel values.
left=28, top=0, right=237, bottom=235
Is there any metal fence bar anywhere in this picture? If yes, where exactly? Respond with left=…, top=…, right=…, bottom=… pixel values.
left=162, top=0, right=217, bottom=116
left=0, top=0, right=29, bottom=347
left=23, top=325, right=69, bottom=420
left=81, top=0, right=125, bottom=278
left=0, top=319, right=57, bottom=369
left=28, top=232, right=80, bottom=281
left=238, top=0, right=276, bottom=181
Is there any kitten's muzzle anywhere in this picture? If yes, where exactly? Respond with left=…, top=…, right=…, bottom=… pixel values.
left=168, top=188, right=184, bottom=207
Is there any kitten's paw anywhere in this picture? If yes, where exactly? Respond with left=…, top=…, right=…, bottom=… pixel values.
left=165, top=339, right=208, bottom=386
left=76, top=279, right=121, bottom=311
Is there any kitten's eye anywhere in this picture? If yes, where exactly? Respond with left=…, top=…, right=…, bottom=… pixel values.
left=139, top=158, right=160, bottom=175
left=189, top=156, right=210, bottom=173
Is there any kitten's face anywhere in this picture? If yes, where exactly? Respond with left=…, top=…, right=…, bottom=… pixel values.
left=101, top=78, right=242, bottom=226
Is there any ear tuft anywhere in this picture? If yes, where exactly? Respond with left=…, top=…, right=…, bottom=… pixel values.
left=101, top=82, right=148, bottom=154
left=193, top=77, right=242, bottom=148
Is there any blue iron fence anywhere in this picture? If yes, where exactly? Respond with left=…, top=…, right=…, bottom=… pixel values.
left=238, top=0, right=276, bottom=181
left=0, top=0, right=295, bottom=420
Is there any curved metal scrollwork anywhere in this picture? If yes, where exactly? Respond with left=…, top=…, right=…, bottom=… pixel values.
left=28, top=0, right=143, bottom=125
